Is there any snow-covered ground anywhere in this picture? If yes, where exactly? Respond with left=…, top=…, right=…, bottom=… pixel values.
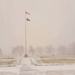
left=0, top=65, right=21, bottom=75
left=0, top=70, right=75, bottom=75
left=0, top=57, right=75, bottom=75
left=32, top=64, right=75, bottom=71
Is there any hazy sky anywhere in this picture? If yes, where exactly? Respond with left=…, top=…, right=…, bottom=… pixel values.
left=0, top=0, right=75, bottom=54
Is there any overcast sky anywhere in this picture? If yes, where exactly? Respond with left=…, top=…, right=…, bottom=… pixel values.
left=0, top=0, right=75, bottom=54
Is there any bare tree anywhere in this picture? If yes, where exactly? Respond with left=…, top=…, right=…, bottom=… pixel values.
left=45, top=45, right=54, bottom=57
left=12, top=46, right=24, bottom=58
left=0, top=48, right=3, bottom=58
left=36, top=47, right=44, bottom=57
left=28, top=46, right=35, bottom=57
left=57, top=45, right=67, bottom=57
left=68, top=42, right=75, bottom=57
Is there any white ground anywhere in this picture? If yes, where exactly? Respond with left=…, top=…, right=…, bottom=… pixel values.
left=0, top=57, right=75, bottom=75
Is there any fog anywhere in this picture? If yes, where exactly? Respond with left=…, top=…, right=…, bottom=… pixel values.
left=0, top=0, right=75, bottom=54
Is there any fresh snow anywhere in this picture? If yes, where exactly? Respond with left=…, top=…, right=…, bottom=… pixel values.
left=0, top=57, right=75, bottom=75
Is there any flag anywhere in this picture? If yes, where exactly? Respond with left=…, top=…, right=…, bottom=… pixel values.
left=25, top=11, right=30, bottom=15
left=26, top=18, right=30, bottom=21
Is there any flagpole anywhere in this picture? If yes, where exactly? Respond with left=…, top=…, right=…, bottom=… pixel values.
left=24, top=11, right=30, bottom=57
left=25, top=11, right=28, bottom=57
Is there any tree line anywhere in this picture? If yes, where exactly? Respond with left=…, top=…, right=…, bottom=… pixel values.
left=28, top=42, right=75, bottom=58
left=0, top=42, right=75, bottom=58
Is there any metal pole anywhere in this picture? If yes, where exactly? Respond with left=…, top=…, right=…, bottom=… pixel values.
left=25, top=11, right=27, bottom=57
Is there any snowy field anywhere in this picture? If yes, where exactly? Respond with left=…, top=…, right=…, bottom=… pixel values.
left=0, top=58, right=75, bottom=75
left=0, top=70, right=75, bottom=75
left=0, top=65, right=21, bottom=75
left=1, top=64, right=75, bottom=75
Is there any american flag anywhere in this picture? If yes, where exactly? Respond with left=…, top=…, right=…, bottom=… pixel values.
left=25, top=11, right=30, bottom=15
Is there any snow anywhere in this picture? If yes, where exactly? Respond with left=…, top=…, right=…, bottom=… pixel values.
left=0, top=57, right=75, bottom=75
left=0, top=65, right=21, bottom=75
left=32, top=64, right=75, bottom=71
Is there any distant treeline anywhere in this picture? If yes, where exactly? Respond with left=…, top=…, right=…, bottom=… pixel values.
left=0, top=42, right=75, bottom=58
left=28, top=42, right=75, bottom=58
